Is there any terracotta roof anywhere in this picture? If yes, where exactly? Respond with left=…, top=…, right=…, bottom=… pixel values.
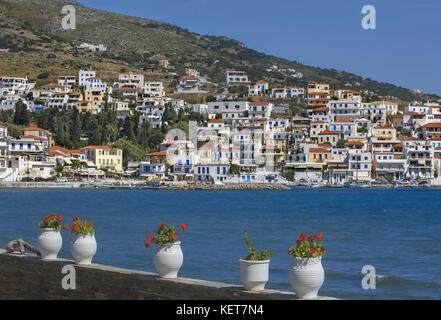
left=81, top=146, right=121, bottom=150
left=309, top=148, right=331, bottom=153
left=47, top=146, right=70, bottom=153
left=0, top=124, right=6, bottom=128
left=114, top=87, right=137, bottom=91
left=429, top=137, right=441, bottom=141
left=318, top=130, right=338, bottom=135
left=420, top=123, right=441, bottom=129
left=207, top=119, right=223, bottom=124
left=20, top=127, right=47, bottom=132
left=334, top=120, right=352, bottom=123
left=145, top=152, right=167, bottom=156
left=345, top=141, right=364, bottom=146
left=404, top=112, right=425, bottom=116
left=402, top=137, right=422, bottom=141
left=374, top=126, right=394, bottom=129
left=42, top=83, right=65, bottom=88
left=249, top=101, right=268, bottom=105
left=47, top=151, right=68, bottom=158
left=22, top=135, right=47, bottom=141
left=70, top=150, right=84, bottom=155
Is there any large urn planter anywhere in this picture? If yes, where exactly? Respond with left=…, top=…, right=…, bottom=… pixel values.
left=239, top=230, right=275, bottom=291
left=145, top=222, right=187, bottom=279
left=70, top=233, right=97, bottom=265
left=240, top=259, right=270, bottom=291
left=38, top=228, right=63, bottom=260
left=289, top=256, right=325, bottom=299
left=153, top=241, right=184, bottom=279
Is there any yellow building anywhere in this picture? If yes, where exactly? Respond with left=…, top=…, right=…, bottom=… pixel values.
left=80, top=146, right=123, bottom=172
left=75, top=100, right=93, bottom=113
left=308, top=148, right=331, bottom=164
left=307, top=82, right=330, bottom=94
left=84, top=89, right=105, bottom=108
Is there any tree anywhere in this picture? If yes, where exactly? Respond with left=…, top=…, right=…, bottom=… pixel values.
left=206, top=95, right=216, bottom=102
left=70, top=108, right=82, bottom=143
left=13, top=99, right=30, bottom=126
left=113, top=138, right=145, bottom=167
left=229, top=164, right=240, bottom=175
left=336, top=139, right=346, bottom=148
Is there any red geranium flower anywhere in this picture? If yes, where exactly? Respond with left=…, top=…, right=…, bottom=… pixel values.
left=45, top=216, right=51, bottom=222
left=180, top=224, right=187, bottom=231
left=81, top=223, right=86, bottom=228
left=63, top=224, right=69, bottom=230
left=316, top=234, right=324, bottom=240
left=56, top=216, right=63, bottom=221
left=145, top=241, right=151, bottom=248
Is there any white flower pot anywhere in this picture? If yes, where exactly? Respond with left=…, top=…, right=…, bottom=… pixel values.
left=153, top=241, right=183, bottom=279
left=38, top=228, right=62, bottom=260
left=289, top=256, right=324, bottom=299
left=70, top=233, right=97, bottom=265
left=240, top=259, right=270, bottom=291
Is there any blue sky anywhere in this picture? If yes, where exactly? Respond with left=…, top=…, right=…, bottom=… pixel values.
left=78, top=0, right=441, bottom=96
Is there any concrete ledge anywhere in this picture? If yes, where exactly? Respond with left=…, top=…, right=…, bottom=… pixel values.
left=0, top=249, right=337, bottom=300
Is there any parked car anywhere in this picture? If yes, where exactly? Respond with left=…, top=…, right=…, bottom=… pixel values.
left=21, top=177, right=34, bottom=182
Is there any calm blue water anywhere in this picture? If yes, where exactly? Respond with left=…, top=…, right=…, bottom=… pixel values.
left=1, top=188, right=440, bottom=299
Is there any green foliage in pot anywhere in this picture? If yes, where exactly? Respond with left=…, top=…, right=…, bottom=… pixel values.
left=242, top=230, right=274, bottom=261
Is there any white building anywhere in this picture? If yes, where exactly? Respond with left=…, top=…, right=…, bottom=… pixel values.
left=84, top=77, right=107, bottom=93
left=248, top=81, right=268, bottom=96
left=79, top=70, right=96, bottom=87
left=118, top=72, right=144, bottom=89
left=225, top=71, right=250, bottom=87
left=58, top=76, right=76, bottom=88
left=144, top=81, right=164, bottom=97
left=136, top=101, right=165, bottom=129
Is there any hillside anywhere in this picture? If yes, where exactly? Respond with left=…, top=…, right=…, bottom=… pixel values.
left=0, top=0, right=439, bottom=102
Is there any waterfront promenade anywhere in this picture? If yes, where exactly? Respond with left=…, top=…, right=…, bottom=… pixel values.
left=0, top=249, right=336, bottom=300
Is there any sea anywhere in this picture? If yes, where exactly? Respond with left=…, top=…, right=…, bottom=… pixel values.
left=0, top=188, right=440, bottom=300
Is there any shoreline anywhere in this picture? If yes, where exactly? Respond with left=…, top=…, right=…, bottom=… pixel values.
left=0, top=181, right=439, bottom=190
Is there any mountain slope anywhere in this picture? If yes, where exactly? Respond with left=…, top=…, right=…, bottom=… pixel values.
left=0, top=0, right=439, bottom=102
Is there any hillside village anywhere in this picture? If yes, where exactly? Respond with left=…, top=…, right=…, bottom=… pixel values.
left=1, top=67, right=441, bottom=187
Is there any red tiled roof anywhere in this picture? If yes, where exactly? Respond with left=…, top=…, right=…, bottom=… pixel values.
left=20, top=127, right=47, bottom=132
left=309, top=148, right=331, bottom=153
left=47, top=146, right=70, bottom=153
left=42, top=83, right=65, bottom=88
left=345, top=141, right=364, bottom=146
left=114, top=87, right=137, bottom=91
left=145, top=152, right=167, bottom=156
left=374, top=126, right=394, bottom=129
left=81, top=146, right=121, bottom=150
left=420, top=123, right=441, bottom=129
left=249, top=101, right=268, bottom=105
left=207, top=119, right=223, bottom=124
left=401, top=137, right=422, bottom=141
left=318, top=130, right=338, bottom=135
left=47, top=151, right=68, bottom=158
left=22, top=135, right=47, bottom=141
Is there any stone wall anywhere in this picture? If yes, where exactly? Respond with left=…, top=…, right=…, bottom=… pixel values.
left=0, top=250, right=313, bottom=300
